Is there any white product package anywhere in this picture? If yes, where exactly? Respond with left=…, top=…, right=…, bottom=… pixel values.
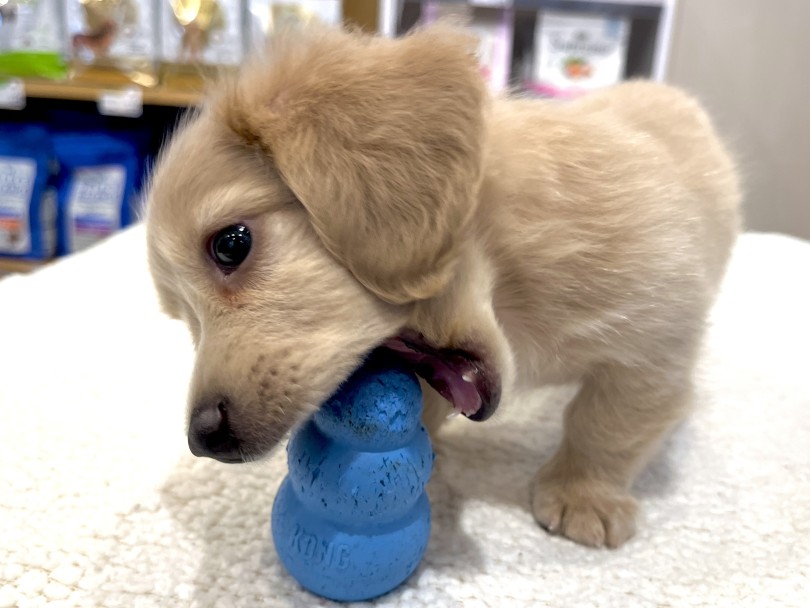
left=248, top=1, right=342, bottom=52
left=161, top=0, right=245, bottom=66
left=530, top=10, right=629, bottom=98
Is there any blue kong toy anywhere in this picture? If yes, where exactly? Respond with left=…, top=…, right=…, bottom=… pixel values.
left=271, top=353, right=435, bottom=602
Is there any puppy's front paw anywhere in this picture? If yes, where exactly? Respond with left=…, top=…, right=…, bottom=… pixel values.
left=531, top=471, right=638, bottom=549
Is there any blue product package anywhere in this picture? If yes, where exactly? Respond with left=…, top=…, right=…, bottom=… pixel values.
left=0, top=124, right=57, bottom=259
left=52, top=133, right=139, bottom=255
left=45, top=109, right=153, bottom=190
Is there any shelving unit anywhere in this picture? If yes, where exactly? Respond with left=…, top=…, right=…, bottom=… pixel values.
left=0, top=79, right=196, bottom=276
left=0, top=79, right=195, bottom=275
left=378, top=0, right=676, bottom=83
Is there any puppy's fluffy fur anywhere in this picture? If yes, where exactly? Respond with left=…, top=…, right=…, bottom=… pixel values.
left=146, top=25, right=741, bottom=548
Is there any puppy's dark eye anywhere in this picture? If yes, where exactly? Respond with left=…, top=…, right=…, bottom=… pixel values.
left=209, top=224, right=252, bottom=270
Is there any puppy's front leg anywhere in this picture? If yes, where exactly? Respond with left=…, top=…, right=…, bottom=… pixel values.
left=531, top=361, right=693, bottom=548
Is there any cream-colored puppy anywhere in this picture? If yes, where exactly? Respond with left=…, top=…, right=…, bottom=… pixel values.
left=146, top=25, right=740, bottom=548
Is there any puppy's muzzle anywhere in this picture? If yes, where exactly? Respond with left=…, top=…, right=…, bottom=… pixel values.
left=188, top=398, right=243, bottom=463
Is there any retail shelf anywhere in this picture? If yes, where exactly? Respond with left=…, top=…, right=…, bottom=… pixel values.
left=21, top=80, right=202, bottom=108
left=0, top=257, right=47, bottom=275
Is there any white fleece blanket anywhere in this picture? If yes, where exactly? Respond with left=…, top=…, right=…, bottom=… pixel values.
left=0, top=228, right=808, bottom=608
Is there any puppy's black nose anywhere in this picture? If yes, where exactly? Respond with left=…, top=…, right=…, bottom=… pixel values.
left=188, top=398, right=243, bottom=463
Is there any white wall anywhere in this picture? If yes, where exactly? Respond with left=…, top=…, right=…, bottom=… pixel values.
left=666, top=0, right=810, bottom=240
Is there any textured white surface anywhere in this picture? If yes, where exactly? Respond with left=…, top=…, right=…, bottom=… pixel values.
left=0, top=227, right=808, bottom=607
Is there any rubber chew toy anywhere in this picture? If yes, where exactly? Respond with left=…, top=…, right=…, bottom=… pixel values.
left=271, top=354, right=434, bottom=602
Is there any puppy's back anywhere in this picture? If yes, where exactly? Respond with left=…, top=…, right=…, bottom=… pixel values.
left=576, top=81, right=741, bottom=281
left=482, top=82, right=741, bottom=287
left=479, top=82, right=741, bottom=376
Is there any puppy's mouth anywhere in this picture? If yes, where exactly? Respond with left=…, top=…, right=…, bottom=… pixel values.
left=381, top=330, right=500, bottom=421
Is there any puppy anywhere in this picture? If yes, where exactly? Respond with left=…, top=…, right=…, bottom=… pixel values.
left=146, top=25, right=741, bottom=549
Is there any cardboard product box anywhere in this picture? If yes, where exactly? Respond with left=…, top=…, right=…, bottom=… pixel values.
left=529, top=10, right=629, bottom=98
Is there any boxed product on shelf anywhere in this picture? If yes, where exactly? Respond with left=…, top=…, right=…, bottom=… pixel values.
left=161, top=0, right=245, bottom=68
left=0, top=0, right=67, bottom=79
left=0, top=124, right=57, bottom=260
left=421, top=1, right=513, bottom=92
left=468, top=7, right=513, bottom=92
left=248, top=1, right=342, bottom=51
left=66, top=0, right=160, bottom=85
left=52, top=132, right=139, bottom=255
left=528, top=10, right=630, bottom=98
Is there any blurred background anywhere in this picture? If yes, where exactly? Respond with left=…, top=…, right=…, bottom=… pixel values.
left=1, top=0, right=807, bottom=278
left=667, top=0, right=809, bottom=242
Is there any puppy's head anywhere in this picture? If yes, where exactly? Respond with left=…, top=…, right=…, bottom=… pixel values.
left=146, top=25, right=490, bottom=462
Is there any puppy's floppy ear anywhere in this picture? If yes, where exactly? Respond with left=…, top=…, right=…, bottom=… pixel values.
left=218, top=25, right=487, bottom=304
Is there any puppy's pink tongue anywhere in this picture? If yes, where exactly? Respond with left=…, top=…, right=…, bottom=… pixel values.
left=381, top=335, right=483, bottom=418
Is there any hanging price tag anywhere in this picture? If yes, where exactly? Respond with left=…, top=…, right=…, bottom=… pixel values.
left=98, top=87, right=143, bottom=118
left=0, top=79, right=26, bottom=111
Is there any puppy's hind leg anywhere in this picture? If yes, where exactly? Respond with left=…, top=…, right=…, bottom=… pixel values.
left=531, top=357, right=695, bottom=548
